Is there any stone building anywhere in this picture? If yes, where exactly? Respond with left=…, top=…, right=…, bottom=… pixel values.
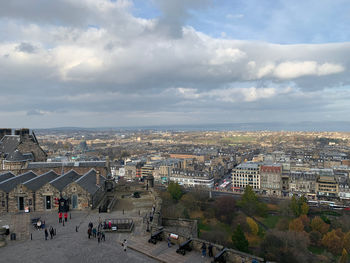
left=0, top=129, right=47, bottom=172
left=232, top=162, right=260, bottom=192
left=260, top=164, right=282, bottom=196
left=289, top=171, right=317, bottom=198
left=170, top=168, right=214, bottom=188
left=61, top=169, right=106, bottom=210
left=0, top=171, right=37, bottom=213
left=19, top=170, right=60, bottom=212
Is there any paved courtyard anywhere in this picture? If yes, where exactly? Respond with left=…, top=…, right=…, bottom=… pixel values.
left=1, top=210, right=157, bottom=263
left=0, top=191, right=212, bottom=263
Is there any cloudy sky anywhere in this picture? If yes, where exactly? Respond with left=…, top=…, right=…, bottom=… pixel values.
left=0, top=0, right=349, bottom=128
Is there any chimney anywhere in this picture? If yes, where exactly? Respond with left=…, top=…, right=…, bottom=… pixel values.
left=96, top=170, right=100, bottom=186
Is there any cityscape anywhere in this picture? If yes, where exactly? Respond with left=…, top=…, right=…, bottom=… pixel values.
left=1, top=0, right=350, bottom=263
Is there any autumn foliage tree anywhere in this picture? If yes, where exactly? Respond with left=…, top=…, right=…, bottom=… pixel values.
left=246, top=217, right=259, bottom=236
left=311, top=216, right=330, bottom=235
left=289, top=217, right=305, bottom=232
left=322, top=229, right=343, bottom=255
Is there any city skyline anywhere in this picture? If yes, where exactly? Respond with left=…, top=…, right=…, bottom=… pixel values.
left=0, top=0, right=349, bottom=128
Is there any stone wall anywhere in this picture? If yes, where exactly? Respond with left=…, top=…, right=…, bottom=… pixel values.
left=161, top=217, right=198, bottom=238
left=62, top=182, right=91, bottom=210
left=160, top=229, right=264, bottom=263
left=34, top=183, right=60, bottom=212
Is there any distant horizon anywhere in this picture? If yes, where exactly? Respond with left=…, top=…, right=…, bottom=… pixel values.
left=30, top=121, right=350, bottom=133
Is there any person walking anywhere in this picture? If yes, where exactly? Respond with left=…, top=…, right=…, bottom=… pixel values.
left=122, top=239, right=127, bottom=252
left=201, top=242, right=207, bottom=258
left=92, top=227, right=97, bottom=238
left=101, top=231, right=105, bottom=242
left=44, top=228, right=48, bottom=240
left=87, top=227, right=92, bottom=239
left=97, top=231, right=101, bottom=243
left=208, top=243, right=213, bottom=257
left=64, top=212, right=68, bottom=222
left=167, top=234, right=171, bottom=248
left=58, top=212, right=62, bottom=223
left=49, top=226, right=54, bottom=239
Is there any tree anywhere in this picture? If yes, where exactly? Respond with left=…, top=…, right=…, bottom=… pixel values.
left=343, top=232, right=350, bottom=253
left=309, top=230, right=322, bottom=246
left=167, top=182, right=183, bottom=201
left=290, top=195, right=309, bottom=217
left=215, top=196, right=236, bottom=224
left=339, top=248, right=348, bottom=263
left=181, top=193, right=196, bottom=211
left=311, top=216, right=330, bottom=235
left=232, top=224, right=249, bottom=253
left=246, top=217, right=259, bottom=235
left=300, top=202, right=309, bottom=215
left=289, top=218, right=304, bottom=232
left=322, top=230, right=343, bottom=255
left=238, top=185, right=267, bottom=217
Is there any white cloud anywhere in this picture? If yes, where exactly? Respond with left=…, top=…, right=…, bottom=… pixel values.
left=0, top=0, right=349, bottom=127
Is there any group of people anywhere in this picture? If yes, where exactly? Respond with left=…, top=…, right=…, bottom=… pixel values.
left=201, top=242, right=214, bottom=258
left=44, top=226, right=56, bottom=240
left=87, top=221, right=105, bottom=243
left=58, top=212, right=68, bottom=223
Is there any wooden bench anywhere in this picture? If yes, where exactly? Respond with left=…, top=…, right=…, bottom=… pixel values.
left=176, top=239, right=192, bottom=255
left=212, top=248, right=227, bottom=263
left=148, top=230, right=163, bottom=244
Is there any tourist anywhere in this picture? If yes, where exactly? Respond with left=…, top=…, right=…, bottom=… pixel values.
left=97, top=231, right=101, bottom=243
left=167, top=234, right=171, bottom=248
left=208, top=243, right=213, bottom=257
left=122, top=239, right=127, bottom=252
left=64, top=212, right=68, bottom=222
left=201, top=242, right=207, bottom=257
left=87, top=227, right=92, bottom=239
left=58, top=212, right=62, bottom=223
left=44, top=228, right=48, bottom=240
left=101, top=231, right=105, bottom=241
left=49, top=226, right=54, bottom=239
left=92, top=227, right=97, bottom=238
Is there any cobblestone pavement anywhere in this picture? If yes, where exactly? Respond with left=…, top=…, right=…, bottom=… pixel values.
left=1, top=210, right=157, bottom=263
left=1, top=191, right=212, bottom=263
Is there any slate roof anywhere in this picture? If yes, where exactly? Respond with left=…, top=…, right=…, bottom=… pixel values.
left=0, top=172, right=16, bottom=183
left=4, top=149, right=33, bottom=162
left=23, top=170, right=59, bottom=191
left=0, top=135, right=20, bottom=155
left=50, top=170, right=82, bottom=191
left=75, top=169, right=106, bottom=195
left=27, top=161, right=107, bottom=169
left=0, top=171, right=37, bottom=193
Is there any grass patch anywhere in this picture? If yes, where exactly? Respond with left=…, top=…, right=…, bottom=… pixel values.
left=308, top=246, right=325, bottom=255
left=262, top=215, right=282, bottom=229
left=198, top=219, right=211, bottom=231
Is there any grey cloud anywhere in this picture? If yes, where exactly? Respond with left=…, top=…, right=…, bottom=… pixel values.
left=15, top=42, right=37, bottom=53
left=154, top=0, right=210, bottom=37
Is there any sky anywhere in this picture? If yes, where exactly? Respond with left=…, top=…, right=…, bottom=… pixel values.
left=0, top=0, right=350, bottom=128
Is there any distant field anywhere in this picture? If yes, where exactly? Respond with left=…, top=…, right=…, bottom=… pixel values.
left=219, top=136, right=256, bottom=144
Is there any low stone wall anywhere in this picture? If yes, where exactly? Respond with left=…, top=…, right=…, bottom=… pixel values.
left=160, top=229, right=264, bottom=263
left=161, top=217, right=197, bottom=238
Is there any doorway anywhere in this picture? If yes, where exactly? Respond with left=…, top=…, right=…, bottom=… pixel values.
left=18, top=197, right=24, bottom=211
left=72, top=195, right=78, bottom=209
left=46, top=196, right=51, bottom=210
